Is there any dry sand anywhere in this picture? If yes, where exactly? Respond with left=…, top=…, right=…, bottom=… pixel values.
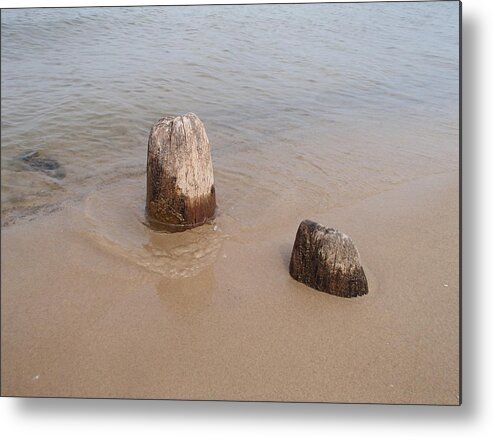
left=1, top=170, right=459, bottom=404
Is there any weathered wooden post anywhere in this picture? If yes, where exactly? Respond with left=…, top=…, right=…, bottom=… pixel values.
left=289, top=220, right=368, bottom=298
left=146, top=113, right=217, bottom=232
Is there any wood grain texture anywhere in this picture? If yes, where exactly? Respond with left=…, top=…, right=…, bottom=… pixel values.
left=146, top=113, right=216, bottom=232
left=289, top=220, right=368, bottom=298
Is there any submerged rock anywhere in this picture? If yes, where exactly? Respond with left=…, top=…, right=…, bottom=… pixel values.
left=289, top=220, right=368, bottom=298
left=15, top=149, right=66, bottom=179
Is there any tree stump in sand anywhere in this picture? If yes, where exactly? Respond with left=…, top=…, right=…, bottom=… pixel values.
left=289, top=220, right=368, bottom=298
left=146, top=113, right=217, bottom=232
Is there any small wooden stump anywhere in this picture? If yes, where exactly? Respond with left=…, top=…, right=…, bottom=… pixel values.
left=146, top=113, right=217, bottom=232
left=289, top=220, right=368, bottom=298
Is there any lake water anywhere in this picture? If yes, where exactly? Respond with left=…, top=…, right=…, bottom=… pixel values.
left=1, top=2, right=459, bottom=228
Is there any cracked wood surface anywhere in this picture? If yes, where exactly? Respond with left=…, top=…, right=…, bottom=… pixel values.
left=289, top=220, right=368, bottom=298
left=146, top=113, right=216, bottom=232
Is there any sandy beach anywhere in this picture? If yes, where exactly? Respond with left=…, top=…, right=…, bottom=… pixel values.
left=1, top=169, right=459, bottom=404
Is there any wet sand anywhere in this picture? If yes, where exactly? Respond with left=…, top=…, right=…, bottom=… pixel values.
left=1, top=170, right=459, bottom=404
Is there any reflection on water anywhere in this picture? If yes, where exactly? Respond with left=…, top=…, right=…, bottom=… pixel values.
left=83, top=176, right=225, bottom=277
left=1, top=3, right=459, bottom=226
left=141, top=227, right=223, bottom=277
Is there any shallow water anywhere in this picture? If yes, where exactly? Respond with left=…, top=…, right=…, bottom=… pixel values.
left=1, top=3, right=459, bottom=238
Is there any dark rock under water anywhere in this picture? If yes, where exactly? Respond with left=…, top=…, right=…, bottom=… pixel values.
left=16, top=149, right=66, bottom=180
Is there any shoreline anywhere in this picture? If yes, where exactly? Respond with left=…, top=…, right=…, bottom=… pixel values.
left=1, top=169, right=459, bottom=404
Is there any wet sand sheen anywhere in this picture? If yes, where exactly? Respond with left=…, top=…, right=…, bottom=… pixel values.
left=0, top=170, right=459, bottom=404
